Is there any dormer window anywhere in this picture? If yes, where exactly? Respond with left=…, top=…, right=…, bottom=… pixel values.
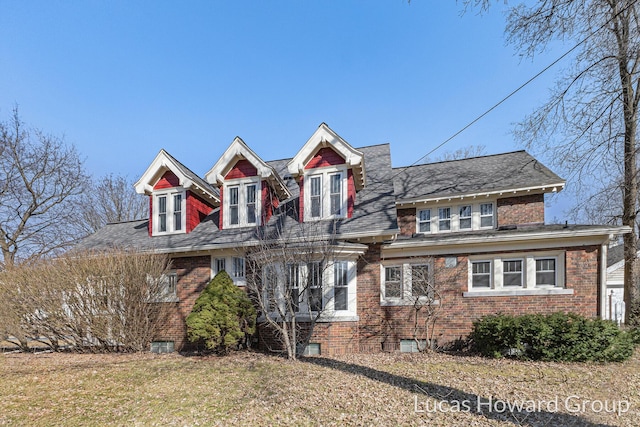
left=305, top=169, right=346, bottom=220
left=153, top=190, right=186, bottom=234
left=224, top=179, right=260, bottom=228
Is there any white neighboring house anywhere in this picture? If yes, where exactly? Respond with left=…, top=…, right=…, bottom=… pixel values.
left=606, top=244, right=629, bottom=324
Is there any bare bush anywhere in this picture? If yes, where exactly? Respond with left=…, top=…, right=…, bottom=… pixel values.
left=0, top=249, right=172, bottom=352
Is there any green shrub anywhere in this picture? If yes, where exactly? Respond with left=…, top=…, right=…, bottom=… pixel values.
left=470, top=312, right=634, bottom=362
left=629, top=327, right=640, bottom=346
left=186, top=271, right=256, bottom=354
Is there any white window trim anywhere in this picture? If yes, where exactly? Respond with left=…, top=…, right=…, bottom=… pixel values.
left=211, top=254, right=246, bottom=286
left=415, top=202, right=496, bottom=234
left=148, top=270, right=179, bottom=303
left=259, top=260, right=358, bottom=321
left=153, top=189, right=186, bottom=235
left=464, top=252, right=569, bottom=297
left=502, top=258, right=524, bottom=288
left=223, top=178, right=261, bottom=228
left=479, top=202, right=495, bottom=229
left=380, top=261, right=437, bottom=306
left=417, top=209, right=431, bottom=233
left=458, top=204, right=473, bottom=230
left=303, top=166, right=348, bottom=221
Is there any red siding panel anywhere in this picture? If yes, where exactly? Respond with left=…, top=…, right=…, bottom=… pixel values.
left=218, top=187, right=224, bottom=230
left=298, top=177, right=304, bottom=223
left=347, top=169, right=355, bottom=218
left=186, top=191, right=215, bottom=233
left=225, top=159, right=258, bottom=179
left=154, top=170, right=180, bottom=189
left=261, top=181, right=272, bottom=224
left=148, top=196, right=153, bottom=236
left=304, top=147, right=345, bottom=170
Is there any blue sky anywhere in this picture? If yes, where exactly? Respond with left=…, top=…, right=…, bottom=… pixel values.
left=0, top=1, right=571, bottom=219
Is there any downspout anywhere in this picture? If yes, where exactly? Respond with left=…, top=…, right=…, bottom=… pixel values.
left=600, top=241, right=609, bottom=319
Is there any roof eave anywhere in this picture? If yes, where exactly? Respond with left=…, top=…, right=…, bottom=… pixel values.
left=395, top=182, right=566, bottom=206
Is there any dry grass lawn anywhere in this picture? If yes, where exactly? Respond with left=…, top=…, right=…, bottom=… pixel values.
left=0, top=350, right=638, bottom=426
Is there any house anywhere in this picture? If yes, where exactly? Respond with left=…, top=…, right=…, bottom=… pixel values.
left=78, top=123, right=630, bottom=355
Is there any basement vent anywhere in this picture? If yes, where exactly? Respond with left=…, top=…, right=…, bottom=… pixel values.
left=301, top=343, right=321, bottom=356
left=400, top=339, right=426, bottom=353
left=150, top=341, right=175, bottom=354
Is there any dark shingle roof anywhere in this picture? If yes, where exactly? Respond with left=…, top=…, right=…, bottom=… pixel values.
left=162, top=149, right=219, bottom=198
left=393, top=150, right=564, bottom=201
left=76, top=144, right=398, bottom=253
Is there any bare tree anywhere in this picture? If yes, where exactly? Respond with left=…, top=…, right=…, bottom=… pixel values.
left=0, top=108, right=87, bottom=268
left=426, top=144, right=487, bottom=163
left=467, top=0, right=640, bottom=325
left=406, top=259, right=440, bottom=352
left=244, top=218, right=347, bottom=360
left=78, top=174, right=149, bottom=235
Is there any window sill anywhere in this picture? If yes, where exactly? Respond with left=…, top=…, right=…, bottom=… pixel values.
left=381, top=299, right=440, bottom=307
left=463, top=288, right=574, bottom=297
left=152, top=231, right=186, bottom=237
left=258, top=313, right=359, bottom=323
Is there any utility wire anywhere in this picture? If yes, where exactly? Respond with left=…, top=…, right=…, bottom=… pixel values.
left=359, top=0, right=638, bottom=199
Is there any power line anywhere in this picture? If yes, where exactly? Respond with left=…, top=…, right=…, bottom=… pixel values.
left=359, top=0, right=638, bottom=200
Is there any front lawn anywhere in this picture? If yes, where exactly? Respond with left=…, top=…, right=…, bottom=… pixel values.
left=1, top=350, right=638, bottom=426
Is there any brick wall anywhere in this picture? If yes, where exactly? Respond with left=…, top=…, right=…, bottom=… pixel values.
left=261, top=244, right=600, bottom=355
left=160, top=245, right=601, bottom=355
left=154, top=255, right=211, bottom=350
left=397, top=208, right=416, bottom=236
left=497, top=194, right=545, bottom=226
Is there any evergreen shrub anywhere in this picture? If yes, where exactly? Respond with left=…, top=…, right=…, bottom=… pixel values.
left=186, top=271, right=256, bottom=354
left=470, top=312, right=634, bottom=362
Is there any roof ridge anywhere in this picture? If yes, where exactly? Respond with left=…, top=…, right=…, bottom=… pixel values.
left=392, top=150, right=527, bottom=170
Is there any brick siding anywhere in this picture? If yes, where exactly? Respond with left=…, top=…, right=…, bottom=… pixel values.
left=154, top=255, right=211, bottom=350
left=497, top=194, right=545, bottom=226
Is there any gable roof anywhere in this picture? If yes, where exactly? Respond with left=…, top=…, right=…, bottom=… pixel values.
left=393, top=150, right=565, bottom=205
left=205, top=137, right=291, bottom=200
left=134, top=149, right=219, bottom=203
left=77, top=143, right=398, bottom=254
left=287, top=123, right=366, bottom=190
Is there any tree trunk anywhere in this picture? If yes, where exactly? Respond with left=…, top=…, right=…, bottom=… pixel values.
left=616, top=2, right=640, bottom=326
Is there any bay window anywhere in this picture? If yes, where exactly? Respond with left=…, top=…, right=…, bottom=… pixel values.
left=260, top=260, right=357, bottom=319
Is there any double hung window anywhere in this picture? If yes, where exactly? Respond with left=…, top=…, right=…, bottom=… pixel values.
left=225, top=181, right=259, bottom=227
left=154, top=191, right=185, bottom=234
left=305, top=170, right=346, bottom=220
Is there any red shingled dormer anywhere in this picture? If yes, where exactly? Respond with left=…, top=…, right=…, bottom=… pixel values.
left=135, top=150, right=219, bottom=236
left=205, top=137, right=290, bottom=230
left=287, top=123, right=364, bottom=223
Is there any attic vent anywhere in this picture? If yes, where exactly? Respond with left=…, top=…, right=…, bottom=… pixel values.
left=498, top=225, right=517, bottom=231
